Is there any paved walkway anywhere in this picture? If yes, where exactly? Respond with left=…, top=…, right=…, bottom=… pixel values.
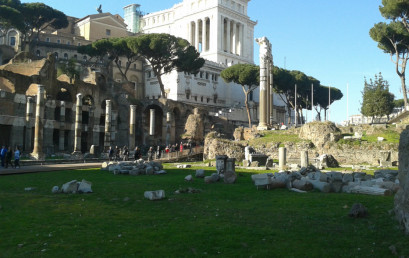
left=0, top=162, right=102, bottom=176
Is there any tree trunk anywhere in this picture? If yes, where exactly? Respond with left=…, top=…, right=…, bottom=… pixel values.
left=244, top=90, right=252, bottom=128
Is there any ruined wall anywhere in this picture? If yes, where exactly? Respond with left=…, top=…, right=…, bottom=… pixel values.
left=394, top=129, right=409, bottom=234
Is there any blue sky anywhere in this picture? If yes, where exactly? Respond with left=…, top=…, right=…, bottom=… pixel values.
left=21, top=0, right=401, bottom=123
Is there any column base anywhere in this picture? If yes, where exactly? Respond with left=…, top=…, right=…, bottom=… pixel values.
left=30, top=152, right=45, bottom=161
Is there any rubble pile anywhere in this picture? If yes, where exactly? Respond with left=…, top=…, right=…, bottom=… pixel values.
left=252, top=168, right=399, bottom=196
left=101, top=159, right=166, bottom=176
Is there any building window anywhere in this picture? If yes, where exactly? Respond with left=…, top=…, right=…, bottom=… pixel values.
left=106, top=29, right=111, bottom=36
left=9, top=36, right=16, bottom=46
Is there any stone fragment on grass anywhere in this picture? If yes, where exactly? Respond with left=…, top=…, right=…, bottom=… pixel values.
left=144, top=190, right=165, bottom=200
left=195, top=169, right=205, bottom=178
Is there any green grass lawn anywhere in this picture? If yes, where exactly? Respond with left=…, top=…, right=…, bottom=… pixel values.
left=0, top=166, right=408, bottom=257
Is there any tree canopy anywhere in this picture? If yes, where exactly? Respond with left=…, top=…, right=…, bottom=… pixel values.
left=78, top=37, right=140, bottom=82
left=127, top=33, right=205, bottom=98
left=0, top=1, right=68, bottom=50
left=370, top=21, right=409, bottom=107
left=221, top=63, right=259, bottom=128
left=361, top=73, right=395, bottom=122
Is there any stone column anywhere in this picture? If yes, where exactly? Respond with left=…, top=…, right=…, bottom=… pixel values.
left=129, top=105, right=136, bottom=149
left=104, top=100, right=112, bottom=149
left=25, top=96, right=33, bottom=152
left=257, top=38, right=268, bottom=130
left=149, top=109, right=155, bottom=136
left=279, top=147, right=286, bottom=170
left=195, top=20, right=200, bottom=51
left=226, top=19, right=231, bottom=53
left=300, top=150, right=309, bottom=168
left=202, top=18, right=207, bottom=52
left=31, top=85, right=45, bottom=160
left=269, top=61, right=275, bottom=124
left=73, top=93, right=82, bottom=153
left=59, top=101, right=65, bottom=151
left=232, top=21, right=237, bottom=55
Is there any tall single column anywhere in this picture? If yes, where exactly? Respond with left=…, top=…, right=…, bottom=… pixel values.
left=256, top=38, right=268, bottom=130
left=269, top=61, right=275, bottom=124
left=129, top=105, right=136, bottom=149
left=104, top=100, right=112, bottom=149
left=31, top=85, right=45, bottom=160
left=202, top=18, right=207, bottom=52
left=195, top=20, right=200, bottom=51
left=59, top=101, right=65, bottom=151
left=232, top=21, right=237, bottom=54
left=149, top=109, right=155, bottom=136
left=25, top=96, right=33, bottom=152
left=73, top=93, right=82, bottom=153
left=279, top=147, right=286, bottom=171
left=226, top=19, right=231, bottom=53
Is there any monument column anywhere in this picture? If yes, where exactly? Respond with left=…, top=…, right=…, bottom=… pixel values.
left=129, top=105, right=136, bottom=149
left=31, top=85, right=45, bottom=160
left=226, top=19, right=231, bottom=53
left=104, top=100, right=112, bottom=149
left=202, top=18, right=207, bottom=52
left=195, top=20, right=200, bottom=51
left=149, top=109, right=155, bottom=136
left=59, top=101, right=65, bottom=151
left=73, top=93, right=82, bottom=153
left=25, top=96, right=33, bottom=151
left=232, top=21, right=237, bottom=54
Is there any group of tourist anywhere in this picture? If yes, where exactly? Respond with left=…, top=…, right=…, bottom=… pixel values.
left=107, top=141, right=198, bottom=162
left=0, top=145, right=21, bottom=169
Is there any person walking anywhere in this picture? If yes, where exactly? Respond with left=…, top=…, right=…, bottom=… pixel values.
left=134, top=146, right=142, bottom=160
left=5, top=146, right=14, bottom=168
left=14, top=146, right=20, bottom=168
left=0, top=145, right=6, bottom=167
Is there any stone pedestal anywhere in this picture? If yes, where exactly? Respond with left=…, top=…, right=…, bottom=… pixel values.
left=279, top=147, right=286, bottom=170
left=216, top=155, right=228, bottom=174
left=31, top=85, right=45, bottom=160
left=300, top=150, right=309, bottom=168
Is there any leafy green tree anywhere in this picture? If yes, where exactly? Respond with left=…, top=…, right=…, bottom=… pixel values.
left=394, top=98, right=405, bottom=108
left=0, top=1, right=68, bottom=50
left=370, top=21, right=409, bottom=107
left=361, top=73, right=395, bottom=122
left=78, top=37, right=139, bottom=82
left=221, top=64, right=259, bottom=128
left=127, top=33, right=205, bottom=98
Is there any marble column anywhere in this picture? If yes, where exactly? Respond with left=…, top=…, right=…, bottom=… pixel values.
left=104, top=100, right=112, bottom=149
left=129, top=105, right=136, bottom=149
left=202, top=18, right=207, bottom=52
left=232, top=21, right=237, bottom=55
left=226, top=19, right=231, bottom=53
left=195, top=20, right=200, bottom=51
left=25, top=96, right=33, bottom=152
left=73, top=93, right=82, bottom=153
left=149, top=109, right=155, bottom=136
left=257, top=41, right=268, bottom=130
left=31, top=85, right=45, bottom=160
left=59, top=101, right=65, bottom=151
left=269, top=61, right=275, bottom=124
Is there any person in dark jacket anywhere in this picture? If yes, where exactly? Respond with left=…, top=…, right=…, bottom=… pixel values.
left=5, top=146, right=14, bottom=168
